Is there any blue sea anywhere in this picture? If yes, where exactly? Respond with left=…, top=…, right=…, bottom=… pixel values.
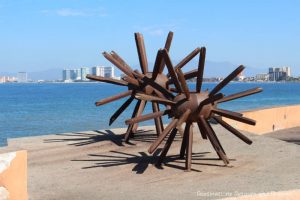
left=0, top=82, right=300, bottom=146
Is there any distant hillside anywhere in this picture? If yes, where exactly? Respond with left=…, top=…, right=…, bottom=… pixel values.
left=28, top=68, right=62, bottom=81
left=0, top=69, right=62, bottom=81
left=0, top=60, right=263, bottom=81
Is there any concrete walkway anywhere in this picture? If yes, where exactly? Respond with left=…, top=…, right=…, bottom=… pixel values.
left=1, top=125, right=300, bottom=200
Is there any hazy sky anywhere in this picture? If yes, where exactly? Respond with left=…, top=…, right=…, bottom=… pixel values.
left=1, top=0, right=300, bottom=75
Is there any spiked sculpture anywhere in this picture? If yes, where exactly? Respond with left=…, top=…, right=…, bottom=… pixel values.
left=87, top=32, right=201, bottom=142
left=126, top=47, right=262, bottom=171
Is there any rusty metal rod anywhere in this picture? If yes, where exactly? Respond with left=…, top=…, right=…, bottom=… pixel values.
left=110, top=51, right=134, bottom=77
left=103, top=51, right=133, bottom=78
left=176, top=68, right=190, bottom=99
left=212, top=108, right=256, bottom=125
left=148, top=119, right=178, bottom=154
left=199, top=116, right=229, bottom=165
left=176, top=109, right=191, bottom=129
left=162, top=49, right=182, bottom=92
left=95, top=90, right=132, bottom=106
left=152, top=102, right=163, bottom=136
left=186, top=123, right=193, bottom=171
left=174, top=48, right=201, bottom=71
left=124, top=100, right=142, bottom=142
left=135, top=93, right=176, bottom=105
left=125, top=110, right=169, bottom=125
left=213, top=116, right=253, bottom=145
left=152, top=49, right=163, bottom=80
left=209, top=65, right=245, bottom=96
left=156, top=128, right=177, bottom=166
left=86, top=74, right=128, bottom=86
left=196, top=47, right=206, bottom=92
left=197, top=122, right=207, bottom=139
left=159, top=31, right=174, bottom=73
left=135, top=33, right=148, bottom=74
left=217, top=87, right=263, bottom=103
left=131, top=100, right=146, bottom=133
left=109, top=96, right=134, bottom=126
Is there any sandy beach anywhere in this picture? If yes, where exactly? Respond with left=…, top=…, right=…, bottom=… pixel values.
left=1, top=124, right=299, bottom=199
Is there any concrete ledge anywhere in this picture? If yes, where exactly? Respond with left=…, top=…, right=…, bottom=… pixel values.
left=0, top=150, right=27, bottom=200
left=224, top=105, right=300, bottom=134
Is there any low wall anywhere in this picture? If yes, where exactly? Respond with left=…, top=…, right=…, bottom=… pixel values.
left=224, top=105, right=300, bottom=134
left=0, top=150, right=27, bottom=200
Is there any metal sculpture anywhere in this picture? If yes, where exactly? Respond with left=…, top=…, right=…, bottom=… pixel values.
left=125, top=47, right=263, bottom=171
left=87, top=32, right=201, bottom=142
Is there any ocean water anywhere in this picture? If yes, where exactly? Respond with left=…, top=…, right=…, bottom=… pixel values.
left=0, top=82, right=300, bottom=146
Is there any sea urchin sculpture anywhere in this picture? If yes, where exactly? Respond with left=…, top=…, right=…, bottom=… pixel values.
left=125, top=48, right=262, bottom=171
left=86, top=32, right=201, bottom=142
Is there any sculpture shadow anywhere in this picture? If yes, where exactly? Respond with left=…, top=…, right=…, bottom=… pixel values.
left=281, top=139, right=300, bottom=145
left=71, top=150, right=230, bottom=173
left=43, top=129, right=156, bottom=147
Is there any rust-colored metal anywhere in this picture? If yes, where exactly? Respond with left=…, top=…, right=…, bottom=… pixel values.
left=129, top=47, right=262, bottom=171
left=87, top=32, right=201, bottom=143
left=88, top=32, right=262, bottom=171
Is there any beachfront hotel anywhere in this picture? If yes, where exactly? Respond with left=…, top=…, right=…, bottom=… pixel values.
left=62, top=66, right=116, bottom=82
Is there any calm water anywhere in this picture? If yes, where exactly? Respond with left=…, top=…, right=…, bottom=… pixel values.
left=1, top=82, right=300, bottom=146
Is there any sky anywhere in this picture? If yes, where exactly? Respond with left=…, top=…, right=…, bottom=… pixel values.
left=0, top=0, right=300, bottom=75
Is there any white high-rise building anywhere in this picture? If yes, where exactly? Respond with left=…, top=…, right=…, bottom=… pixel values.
left=268, top=67, right=291, bottom=81
left=63, top=69, right=71, bottom=81
left=91, top=66, right=105, bottom=76
left=17, top=72, right=28, bottom=83
left=104, top=66, right=114, bottom=78
left=80, top=67, right=90, bottom=81
left=70, top=69, right=81, bottom=80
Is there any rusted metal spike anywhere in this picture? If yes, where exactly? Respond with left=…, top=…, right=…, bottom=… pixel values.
left=176, top=68, right=190, bottom=99
left=95, top=90, right=132, bottom=106
left=125, top=110, right=169, bottom=125
left=152, top=49, right=164, bottom=80
left=197, top=122, right=207, bottom=139
left=86, top=74, right=128, bottom=86
left=135, top=93, right=176, bottom=105
left=217, top=87, right=263, bottom=103
left=197, top=93, right=224, bottom=112
left=184, top=69, right=198, bottom=80
left=207, top=122, right=226, bottom=155
left=161, top=49, right=182, bottom=92
left=199, top=116, right=229, bottom=165
left=174, top=48, right=201, bottom=71
left=167, top=69, right=198, bottom=85
left=185, top=123, right=193, bottom=171
left=122, top=75, right=139, bottom=86
left=176, top=109, right=191, bottom=129
left=148, top=119, right=178, bottom=154
left=124, top=100, right=142, bottom=142
left=158, top=31, right=174, bottom=73
left=152, top=102, right=163, bottom=136
left=135, top=33, right=148, bottom=74
left=180, top=122, right=190, bottom=159
left=156, top=128, right=177, bottom=166
left=102, top=52, right=133, bottom=77
left=196, top=47, right=206, bottom=92
left=213, top=116, right=253, bottom=145
left=110, top=51, right=134, bottom=77
left=109, top=97, right=134, bottom=126
left=209, top=65, right=245, bottom=96
left=212, top=108, right=256, bottom=125
left=131, top=100, right=147, bottom=134
left=164, top=31, right=173, bottom=52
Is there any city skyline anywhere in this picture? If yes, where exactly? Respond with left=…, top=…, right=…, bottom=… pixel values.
left=0, top=1, right=300, bottom=74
